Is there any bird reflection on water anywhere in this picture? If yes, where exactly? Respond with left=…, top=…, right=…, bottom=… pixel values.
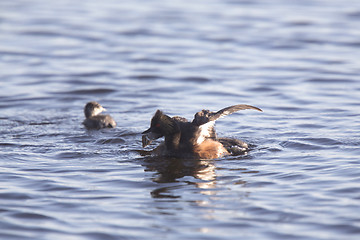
left=140, top=155, right=252, bottom=199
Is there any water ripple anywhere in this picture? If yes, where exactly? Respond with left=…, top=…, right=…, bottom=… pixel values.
left=1, top=0, right=360, bottom=239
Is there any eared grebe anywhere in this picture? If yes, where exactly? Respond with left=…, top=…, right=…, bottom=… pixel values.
left=142, top=104, right=262, bottom=159
left=82, top=101, right=116, bottom=129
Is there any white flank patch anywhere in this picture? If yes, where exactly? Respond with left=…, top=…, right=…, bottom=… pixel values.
left=196, top=121, right=215, bottom=144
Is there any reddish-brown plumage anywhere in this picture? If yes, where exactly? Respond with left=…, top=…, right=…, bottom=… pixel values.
left=142, top=104, right=262, bottom=159
left=194, top=139, right=229, bottom=159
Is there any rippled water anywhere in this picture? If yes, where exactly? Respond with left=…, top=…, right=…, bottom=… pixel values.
left=1, top=0, right=360, bottom=239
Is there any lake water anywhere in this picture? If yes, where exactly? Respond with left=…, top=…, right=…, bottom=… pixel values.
left=1, top=0, right=360, bottom=239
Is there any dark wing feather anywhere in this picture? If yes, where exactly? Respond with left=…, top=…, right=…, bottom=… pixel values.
left=193, top=104, right=262, bottom=126
left=192, top=104, right=262, bottom=144
left=209, top=104, right=262, bottom=122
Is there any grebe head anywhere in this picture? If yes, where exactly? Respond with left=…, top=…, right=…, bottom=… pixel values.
left=142, top=110, right=179, bottom=146
left=84, top=101, right=106, bottom=118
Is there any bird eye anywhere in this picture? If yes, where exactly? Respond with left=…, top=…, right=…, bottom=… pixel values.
left=155, top=123, right=161, bottom=128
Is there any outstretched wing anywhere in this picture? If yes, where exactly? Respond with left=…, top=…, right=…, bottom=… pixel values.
left=192, top=104, right=262, bottom=144
left=209, top=104, right=262, bottom=122
left=193, top=104, right=262, bottom=126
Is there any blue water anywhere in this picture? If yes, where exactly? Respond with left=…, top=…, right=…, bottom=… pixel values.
left=1, top=0, right=360, bottom=239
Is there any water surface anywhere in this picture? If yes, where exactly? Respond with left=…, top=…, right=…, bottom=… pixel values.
left=1, top=0, right=360, bottom=239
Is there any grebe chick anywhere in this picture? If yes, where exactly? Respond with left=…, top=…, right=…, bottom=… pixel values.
left=82, top=101, right=116, bottom=129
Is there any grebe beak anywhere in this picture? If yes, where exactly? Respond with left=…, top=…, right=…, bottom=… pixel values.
left=141, top=127, right=162, bottom=147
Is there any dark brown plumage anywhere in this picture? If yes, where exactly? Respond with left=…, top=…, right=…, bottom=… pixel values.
left=142, top=104, right=262, bottom=159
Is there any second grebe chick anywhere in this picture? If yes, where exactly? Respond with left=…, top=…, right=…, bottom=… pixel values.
left=82, top=101, right=116, bottom=129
